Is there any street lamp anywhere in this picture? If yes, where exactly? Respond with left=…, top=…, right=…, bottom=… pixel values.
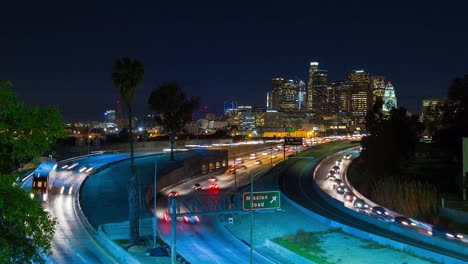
left=233, top=152, right=237, bottom=190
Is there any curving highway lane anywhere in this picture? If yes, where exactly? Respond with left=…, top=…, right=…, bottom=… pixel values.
left=279, top=154, right=468, bottom=263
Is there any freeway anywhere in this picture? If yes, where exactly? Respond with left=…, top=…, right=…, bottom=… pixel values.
left=279, top=151, right=468, bottom=263
left=24, top=153, right=145, bottom=263
left=157, top=147, right=290, bottom=263
left=23, top=143, right=289, bottom=263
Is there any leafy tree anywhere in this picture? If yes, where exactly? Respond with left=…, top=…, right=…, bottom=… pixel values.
left=0, top=81, right=62, bottom=263
left=148, top=82, right=199, bottom=160
left=361, top=105, right=422, bottom=178
left=111, top=57, right=144, bottom=243
left=433, top=74, right=468, bottom=161
left=0, top=82, right=66, bottom=173
left=0, top=174, right=57, bottom=264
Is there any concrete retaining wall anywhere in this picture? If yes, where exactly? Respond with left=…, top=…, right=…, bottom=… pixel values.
left=96, top=225, right=140, bottom=264
left=96, top=218, right=155, bottom=264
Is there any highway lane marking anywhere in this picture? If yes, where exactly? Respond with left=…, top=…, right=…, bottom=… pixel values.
left=76, top=253, right=88, bottom=263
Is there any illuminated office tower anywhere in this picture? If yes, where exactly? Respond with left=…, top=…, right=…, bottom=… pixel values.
left=382, top=81, right=397, bottom=113
left=104, top=110, right=117, bottom=130
left=325, top=85, right=336, bottom=115
left=271, top=78, right=286, bottom=110
left=332, top=80, right=351, bottom=114
left=312, top=70, right=328, bottom=115
left=297, top=80, right=306, bottom=110
left=306, top=62, right=319, bottom=111
left=371, top=76, right=386, bottom=105
left=266, top=92, right=271, bottom=109
left=279, top=80, right=299, bottom=112
left=348, top=69, right=371, bottom=123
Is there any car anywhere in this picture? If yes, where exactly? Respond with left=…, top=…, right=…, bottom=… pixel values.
left=335, top=159, right=342, bottom=166
left=327, top=170, right=336, bottom=180
left=225, top=168, right=236, bottom=174
left=343, top=154, right=352, bottom=160
left=261, top=152, right=268, bottom=156
left=343, top=191, right=355, bottom=202
left=336, top=185, right=347, bottom=194
left=431, top=225, right=464, bottom=240
left=331, top=165, right=340, bottom=173
left=208, top=177, right=216, bottom=182
left=353, top=198, right=370, bottom=210
left=163, top=212, right=172, bottom=222
left=168, top=191, right=178, bottom=197
left=271, top=155, right=277, bottom=159
left=371, top=206, right=389, bottom=216
left=254, top=160, right=263, bottom=165
left=333, top=179, right=344, bottom=189
left=209, top=183, right=219, bottom=189
left=377, top=214, right=395, bottom=223
left=394, top=216, right=417, bottom=227
left=193, top=183, right=201, bottom=190
left=236, top=165, right=247, bottom=171
left=183, top=215, right=200, bottom=223
left=235, top=158, right=244, bottom=164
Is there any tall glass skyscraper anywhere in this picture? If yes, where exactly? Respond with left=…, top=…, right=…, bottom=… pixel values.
left=382, top=81, right=397, bottom=112
left=306, top=62, right=319, bottom=111
left=348, top=69, right=371, bottom=123
left=297, top=81, right=306, bottom=110
left=312, top=70, right=328, bottom=115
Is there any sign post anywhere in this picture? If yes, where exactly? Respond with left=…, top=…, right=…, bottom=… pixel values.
left=243, top=191, right=281, bottom=210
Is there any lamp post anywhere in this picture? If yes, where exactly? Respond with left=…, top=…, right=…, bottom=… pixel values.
left=249, top=167, right=254, bottom=264
left=233, top=152, right=237, bottom=190
left=153, top=159, right=158, bottom=248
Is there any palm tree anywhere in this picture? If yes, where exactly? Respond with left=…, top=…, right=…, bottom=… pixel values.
left=112, top=57, right=144, bottom=243
left=148, top=82, right=199, bottom=160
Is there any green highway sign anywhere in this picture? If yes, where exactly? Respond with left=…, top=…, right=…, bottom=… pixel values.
left=285, top=137, right=303, bottom=145
left=242, top=191, right=280, bottom=210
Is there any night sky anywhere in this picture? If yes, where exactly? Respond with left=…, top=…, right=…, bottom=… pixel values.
left=1, top=1, right=467, bottom=122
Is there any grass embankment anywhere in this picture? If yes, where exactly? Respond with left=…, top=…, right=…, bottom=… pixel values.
left=272, top=229, right=334, bottom=264
left=272, top=229, right=435, bottom=264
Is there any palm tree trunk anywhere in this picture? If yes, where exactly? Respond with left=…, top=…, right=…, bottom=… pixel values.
left=128, top=105, right=140, bottom=243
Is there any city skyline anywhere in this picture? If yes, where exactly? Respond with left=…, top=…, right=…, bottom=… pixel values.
left=1, top=1, right=467, bottom=122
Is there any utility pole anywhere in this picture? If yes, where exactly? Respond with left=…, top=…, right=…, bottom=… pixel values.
left=234, top=152, right=237, bottom=190
left=250, top=169, right=254, bottom=264
left=153, top=159, right=158, bottom=248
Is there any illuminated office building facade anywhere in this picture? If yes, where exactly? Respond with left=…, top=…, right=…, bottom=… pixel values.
left=280, top=80, right=299, bottom=111
left=306, top=62, right=319, bottom=111
left=332, top=80, right=351, bottom=114
left=312, top=70, right=329, bottom=115
left=382, top=81, right=397, bottom=113
left=270, top=78, right=286, bottom=110
left=297, top=81, right=306, bottom=110
left=348, top=70, right=372, bottom=123
left=371, top=76, right=386, bottom=105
